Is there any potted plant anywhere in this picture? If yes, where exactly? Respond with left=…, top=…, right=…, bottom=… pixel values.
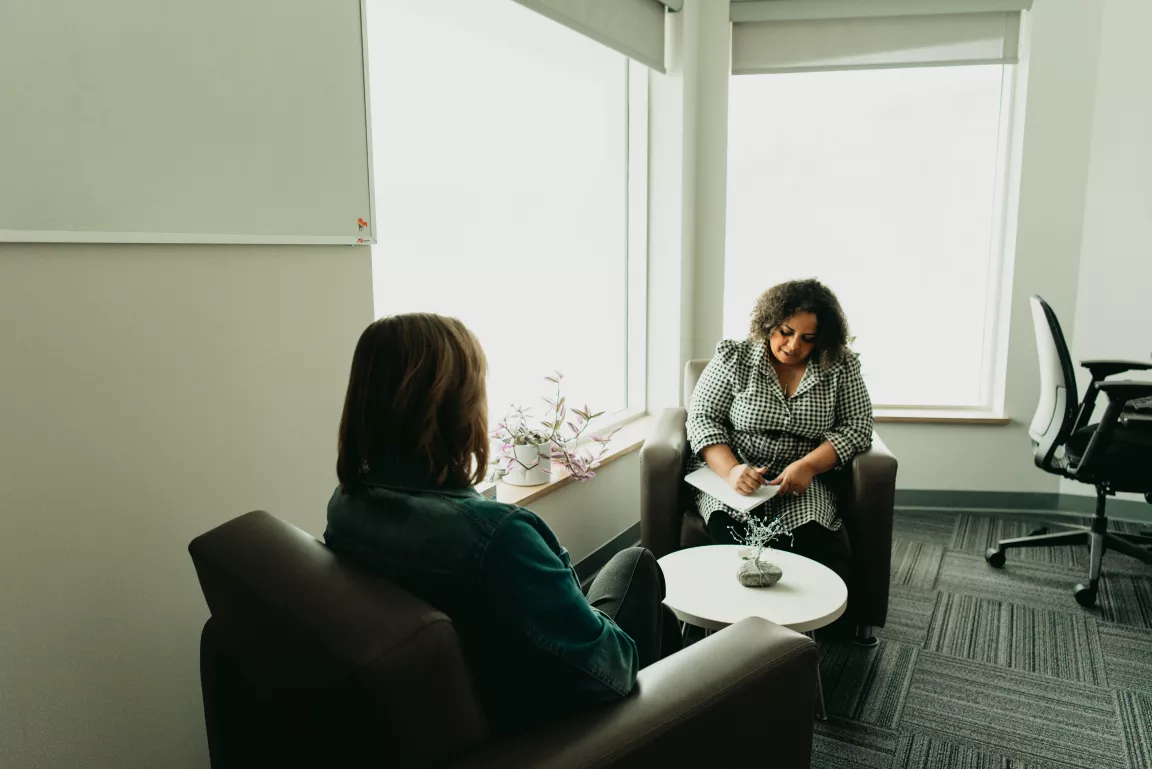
left=491, top=371, right=616, bottom=487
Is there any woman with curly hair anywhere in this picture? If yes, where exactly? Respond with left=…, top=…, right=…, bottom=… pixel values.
left=685, top=279, right=874, bottom=582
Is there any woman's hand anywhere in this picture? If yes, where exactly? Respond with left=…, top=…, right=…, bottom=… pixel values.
left=726, top=464, right=768, bottom=495
left=767, top=460, right=816, bottom=497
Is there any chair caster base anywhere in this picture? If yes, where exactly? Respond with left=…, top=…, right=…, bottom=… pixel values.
left=1073, top=584, right=1097, bottom=608
left=985, top=548, right=1006, bottom=568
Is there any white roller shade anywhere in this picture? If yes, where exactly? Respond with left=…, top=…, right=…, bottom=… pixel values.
left=732, top=11, right=1023, bottom=75
left=511, top=0, right=667, bottom=72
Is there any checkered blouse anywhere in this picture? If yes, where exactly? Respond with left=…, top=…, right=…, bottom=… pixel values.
left=685, top=338, right=874, bottom=532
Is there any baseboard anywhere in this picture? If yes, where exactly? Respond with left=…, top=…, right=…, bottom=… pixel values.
left=896, top=489, right=1152, bottom=524
left=575, top=521, right=642, bottom=587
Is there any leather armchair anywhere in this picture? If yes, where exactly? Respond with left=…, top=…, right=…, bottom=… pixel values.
left=640, top=360, right=898, bottom=639
left=189, top=511, right=820, bottom=769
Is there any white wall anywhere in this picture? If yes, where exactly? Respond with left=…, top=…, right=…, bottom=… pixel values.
left=0, top=245, right=373, bottom=769
left=840, top=0, right=1106, bottom=492
left=1060, top=0, right=1152, bottom=502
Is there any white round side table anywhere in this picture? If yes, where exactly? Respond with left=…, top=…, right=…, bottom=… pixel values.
left=658, top=545, right=848, bottom=719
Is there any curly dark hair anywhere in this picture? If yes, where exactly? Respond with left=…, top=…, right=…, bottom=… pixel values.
left=749, top=278, right=852, bottom=368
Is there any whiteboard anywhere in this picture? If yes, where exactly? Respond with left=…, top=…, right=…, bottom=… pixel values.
left=0, top=0, right=375, bottom=245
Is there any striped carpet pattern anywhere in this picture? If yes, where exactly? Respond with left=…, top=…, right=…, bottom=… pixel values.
left=810, top=510, right=1152, bottom=769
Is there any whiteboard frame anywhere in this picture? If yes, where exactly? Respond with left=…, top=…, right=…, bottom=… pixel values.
left=0, top=0, right=376, bottom=247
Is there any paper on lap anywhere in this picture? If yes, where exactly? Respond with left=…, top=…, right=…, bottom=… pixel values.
left=684, top=467, right=779, bottom=513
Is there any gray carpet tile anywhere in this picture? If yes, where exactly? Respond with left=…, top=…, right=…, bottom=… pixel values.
left=901, top=651, right=1127, bottom=768
left=952, top=513, right=1088, bottom=569
left=893, top=728, right=1078, bottom=769
left=1097, top=571, right=1152, bottom=628
left=951, top=511, right=1152, bottom=576
left=893, top=509, right=959, bottom=546
left=1117, top=690, right=1152, bottom=769
left=820, top=639, right=917, bottom=729
left=881, top=585, right=940, bottom=647
left=891, top=539, right=945, bottom=590
left=1099, top=622, right=1152, bottom=694
left=805, top=510, right=1149, bottom=769
left=1103, top=546, right=1152, bottom=577
left=813, top=719, right=898, bottom=769
left=924, top=593, right=1106, bottom=685
left=936, top=551, right=1100, bottom=612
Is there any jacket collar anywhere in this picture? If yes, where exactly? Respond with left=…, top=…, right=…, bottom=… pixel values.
left=362, top=454, right=481, bottom=498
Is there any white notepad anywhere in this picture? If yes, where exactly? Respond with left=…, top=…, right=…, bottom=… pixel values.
left=684, top=466, right=779, bottom=513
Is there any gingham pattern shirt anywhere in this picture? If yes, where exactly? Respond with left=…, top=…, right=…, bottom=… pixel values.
left=686, top=339, right=874, bottom=532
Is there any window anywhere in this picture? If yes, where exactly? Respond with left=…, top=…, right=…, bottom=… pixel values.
left=724, top=64, right=1014, bottom=409
left=367, top=0, right=646, bottom=428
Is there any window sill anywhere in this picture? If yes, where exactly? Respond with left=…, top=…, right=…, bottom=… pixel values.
left=477, top=413, right=654, bottom=507
left=874, top=408, right=1010, bottom=425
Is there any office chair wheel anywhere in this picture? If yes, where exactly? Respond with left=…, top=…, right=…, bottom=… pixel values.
left=985, top=548, right=1006, bottom=568
left=1073, top=584, right=1097, bottom=608
left=1029, top=527, right=1049, bottom=537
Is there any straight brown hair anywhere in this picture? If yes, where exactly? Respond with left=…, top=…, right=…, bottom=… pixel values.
left=337, top=313, right=489, bottom=491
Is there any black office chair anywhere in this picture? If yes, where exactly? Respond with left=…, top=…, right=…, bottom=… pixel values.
left=985, top=295, right=1152, bottom=607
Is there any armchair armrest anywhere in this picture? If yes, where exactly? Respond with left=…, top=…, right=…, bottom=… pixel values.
left=840, top=432, right=898, bottom=629
left=450, top=618, right=818, bottom=769
left=1080, top=359, right=1152, bottom=380
left=639, top=408, right=689, bottom=559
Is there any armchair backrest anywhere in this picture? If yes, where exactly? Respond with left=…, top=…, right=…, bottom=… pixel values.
left=684, top=359, right=710, bottom=406
left=189, top=511, right=488, bottom=768
left=1028, top=295, right=1079, bottom=470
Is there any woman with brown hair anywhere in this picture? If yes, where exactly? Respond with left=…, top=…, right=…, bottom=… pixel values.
left=324, top=313, right=680, bottom=734
left=686, top=279, right=874, bottom=583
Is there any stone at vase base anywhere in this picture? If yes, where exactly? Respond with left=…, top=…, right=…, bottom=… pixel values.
left=737, top=559, right=782, bottom=587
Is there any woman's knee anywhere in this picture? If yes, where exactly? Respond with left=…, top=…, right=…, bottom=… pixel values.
left=621, top=546, right=663, bottom=591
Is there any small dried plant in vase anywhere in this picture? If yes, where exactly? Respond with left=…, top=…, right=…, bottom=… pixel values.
left=732, top=514, right=793, bottom=588
left=490, top=371, right=617, bottom=487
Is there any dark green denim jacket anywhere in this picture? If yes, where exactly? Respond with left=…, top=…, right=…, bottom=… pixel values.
left=323, top=466, right=638, bottom=733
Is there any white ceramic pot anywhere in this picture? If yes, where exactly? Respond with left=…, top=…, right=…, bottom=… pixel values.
left=502, top=442, right=552, bottom=486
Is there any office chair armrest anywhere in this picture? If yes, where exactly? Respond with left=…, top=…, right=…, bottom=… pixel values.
left=639, top=407, right=689, bottom=559
left=449, top=618, right=818, bottom=769
left=1095, top=379, right=1152, bottom=404
left=1072, top=380, right=1152, bottom=478
left=1080, top=359, right=1152, bottom=380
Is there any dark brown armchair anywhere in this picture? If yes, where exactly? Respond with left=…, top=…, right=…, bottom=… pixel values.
left=639, top=360, right=899, bottom=644
left=189, top=511, right=821, bottom=769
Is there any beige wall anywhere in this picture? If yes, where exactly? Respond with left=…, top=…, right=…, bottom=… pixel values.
left=0, top=245, right=373, bottom=769
left=528, top=453, right=641, bottom=564
left=1060, top=0, right=1152, bottom=502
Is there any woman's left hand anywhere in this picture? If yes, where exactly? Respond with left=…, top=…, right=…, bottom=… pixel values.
left=767, top=460, right=816, bottom=497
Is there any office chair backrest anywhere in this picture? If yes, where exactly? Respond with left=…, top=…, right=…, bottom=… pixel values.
left=1029, top=295, right=1079, bottom=469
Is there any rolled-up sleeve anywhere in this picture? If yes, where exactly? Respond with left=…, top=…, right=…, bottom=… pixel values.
left=824, top=353, right=874, bottom=467
left=687, top=341, right=738, bottom=457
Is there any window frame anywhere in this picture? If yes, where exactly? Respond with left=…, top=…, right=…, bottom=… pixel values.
left=588, top=58, right=649, bottom=436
